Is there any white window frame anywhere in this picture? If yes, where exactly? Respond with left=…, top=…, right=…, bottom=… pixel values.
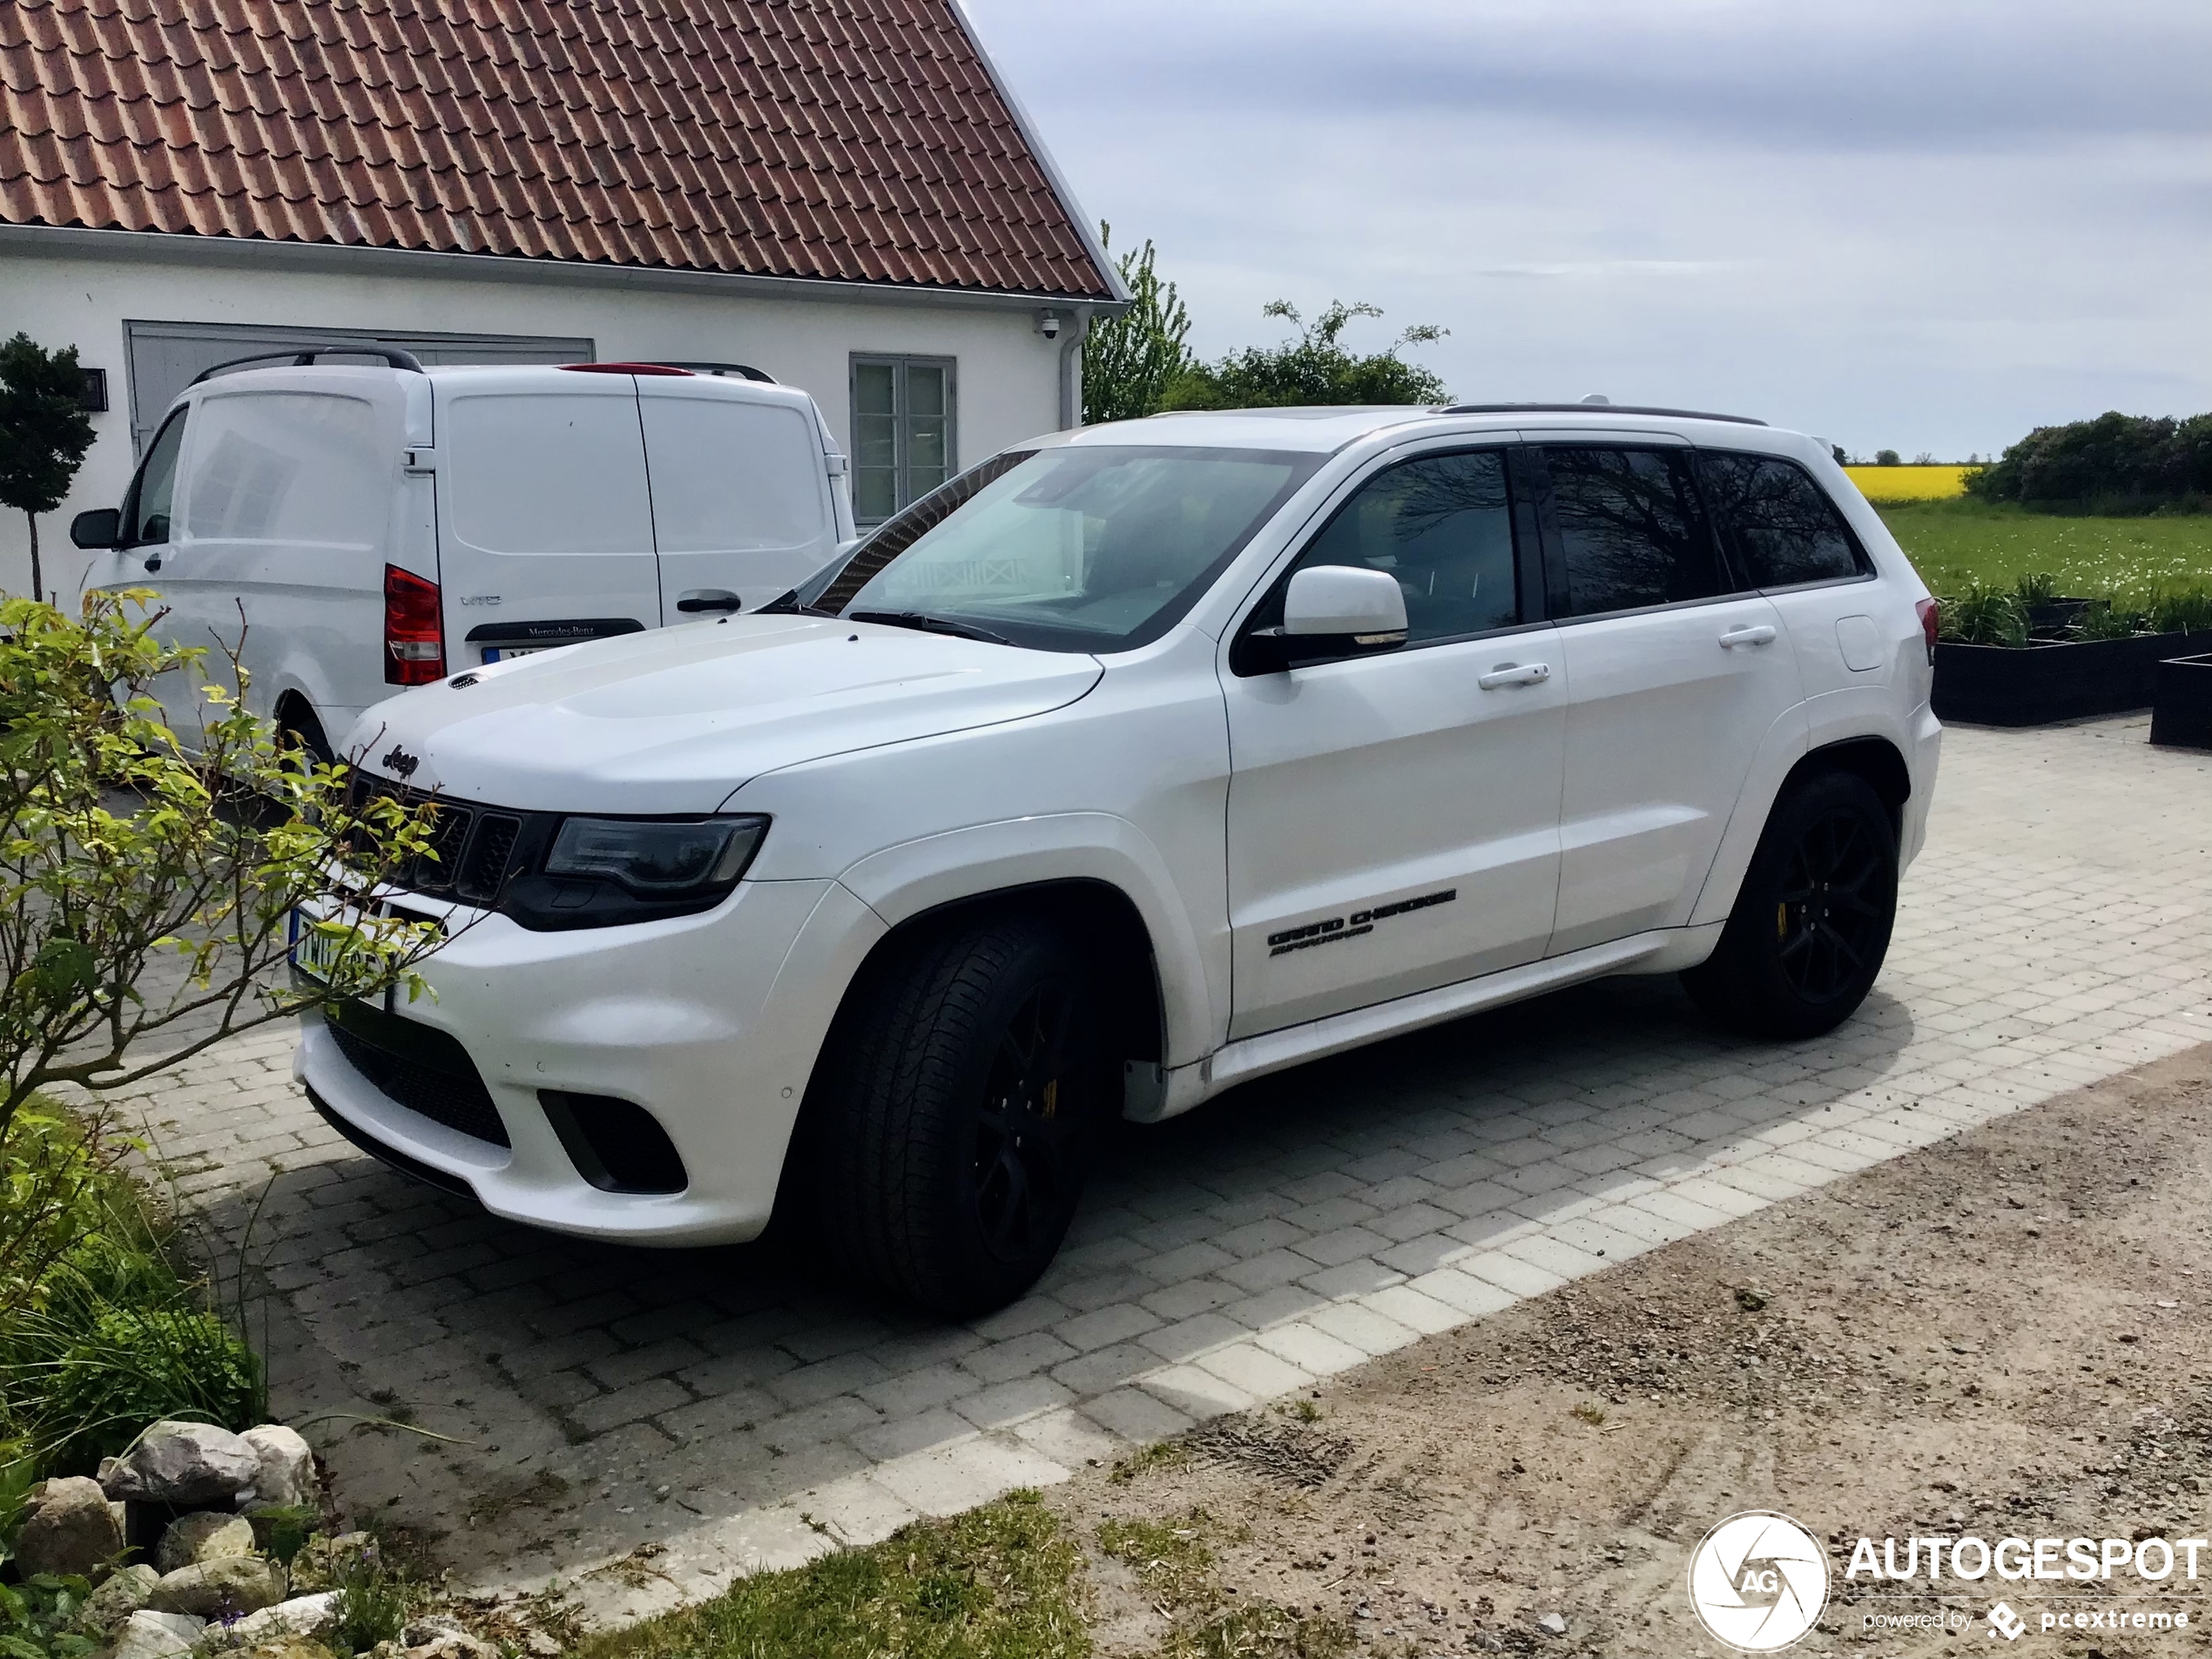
left=849, top=354, right=958, bottom=525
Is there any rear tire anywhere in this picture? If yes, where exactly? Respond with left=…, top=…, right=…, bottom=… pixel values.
left=1683, top=770, right=1898, bottom=1040
left=806, top=913, right=1111, bottom=1316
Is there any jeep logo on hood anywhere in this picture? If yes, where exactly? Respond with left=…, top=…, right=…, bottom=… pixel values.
left=381, top=745, right=421, bottom=779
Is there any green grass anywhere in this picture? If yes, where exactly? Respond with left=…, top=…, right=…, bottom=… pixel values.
left=1876, top=498, right=2212, bottom=600
left=581, top=1492, right=1090, bottom=1659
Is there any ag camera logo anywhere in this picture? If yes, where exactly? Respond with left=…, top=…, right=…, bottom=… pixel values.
left=1687, top=1511, right=1830, bottom=1651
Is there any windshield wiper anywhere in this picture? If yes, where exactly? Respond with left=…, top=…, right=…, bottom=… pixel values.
left=754, top=590, right=837, bottom=617
left=848, top=610, right=1013, bottom=646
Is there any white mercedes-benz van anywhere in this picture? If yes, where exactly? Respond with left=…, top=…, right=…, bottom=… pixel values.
left=70, top=348, right=855, bottom=757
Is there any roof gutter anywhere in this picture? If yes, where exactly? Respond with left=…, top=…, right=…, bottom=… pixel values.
left=0, top=222, right=1122, bottom=315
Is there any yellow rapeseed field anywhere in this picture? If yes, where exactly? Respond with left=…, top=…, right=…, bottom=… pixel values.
left=1844, top=464, right=1971, bottom=502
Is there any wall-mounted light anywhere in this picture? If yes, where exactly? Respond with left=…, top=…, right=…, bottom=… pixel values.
left=79, top=368, right=108, bottom=413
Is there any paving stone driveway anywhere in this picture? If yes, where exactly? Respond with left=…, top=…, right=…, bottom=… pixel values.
left=126, top=716, right=2210, bottom=1620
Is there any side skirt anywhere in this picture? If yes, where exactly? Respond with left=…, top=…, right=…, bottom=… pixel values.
left=1126, top=924, right=1722, bottom=1123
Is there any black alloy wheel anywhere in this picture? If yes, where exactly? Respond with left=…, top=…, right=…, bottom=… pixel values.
left=1772, top=806, right=1892, bottom=1005
left=972, top=978, right=1083, bottom=1266
left=1683, top=769, right=1898, bottom=1040
left=805, top=912, right=1110, bottom=1315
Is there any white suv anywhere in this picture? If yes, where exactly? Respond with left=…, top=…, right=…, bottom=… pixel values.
left=300, top=404, right=1941, bottom=1315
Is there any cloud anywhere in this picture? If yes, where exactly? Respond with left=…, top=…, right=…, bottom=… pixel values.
left=969, top=0, right=2212, bottom=456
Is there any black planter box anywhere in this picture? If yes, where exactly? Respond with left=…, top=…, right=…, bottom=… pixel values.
left=1933, top=631, right=2201, bottom=726
left=2150, top=654, right=2212, bottom=751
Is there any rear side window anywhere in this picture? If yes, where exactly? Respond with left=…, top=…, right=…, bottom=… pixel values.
left=641, top=397, right=826, bottom=553
left=1541, top=447, right=1721, bottom=617
left=446, top=393, right=651, bottom=555
left=1696, top=451, right=1868, bottom=588
left=182, top=393, right=381, bottom=549
left=1278, top=450, right=1521, bottom=644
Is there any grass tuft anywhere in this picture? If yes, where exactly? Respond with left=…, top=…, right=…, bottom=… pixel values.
left=581, top=1491, right=1089, bottom=1659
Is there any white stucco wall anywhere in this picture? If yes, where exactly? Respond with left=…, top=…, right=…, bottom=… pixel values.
left=0, top=241, right=1071, bottom=599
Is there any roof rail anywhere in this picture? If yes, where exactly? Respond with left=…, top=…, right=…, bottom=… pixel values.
left=192, top=344, right=425, bottom=383
left=654, top=361, right=776, bottom=383
left=1443, top=401, right=1766, bottom=427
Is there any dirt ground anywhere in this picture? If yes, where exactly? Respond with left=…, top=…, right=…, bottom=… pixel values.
left=1055, top=1044, right=2212, bottom=1658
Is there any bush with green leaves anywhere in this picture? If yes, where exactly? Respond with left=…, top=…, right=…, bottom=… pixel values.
left=1163, top=300, right=1449, bottom=410
left=1081, top=225, right=1192, bottom=425
left=0, top=1571, right=96, bottom=1659
left=1965, top=410, right=2212, bottom=512
left=1939, top=585, right=2028, bottom=647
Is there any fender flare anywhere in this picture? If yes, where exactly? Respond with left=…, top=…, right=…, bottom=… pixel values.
left=836, top=813, right=1219, bottom=1066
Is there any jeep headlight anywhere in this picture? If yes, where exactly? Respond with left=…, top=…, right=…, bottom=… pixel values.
left=545, top=816, right=767, bottom=893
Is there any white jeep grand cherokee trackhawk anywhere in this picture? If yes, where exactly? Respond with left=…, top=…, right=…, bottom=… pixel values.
left=301, top=403, right=1941, bottom=1315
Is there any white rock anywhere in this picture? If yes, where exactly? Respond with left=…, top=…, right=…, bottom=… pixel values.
left=1537, top=1610, right=1569, bottom=1636
left=201, top=1593, right=341, bottom=1652
left=99, top=1421, right=260, bottom=1505
left=239, top=1426, right=319, bottom=1509
left=112, top=1609, right=205, bottom=1659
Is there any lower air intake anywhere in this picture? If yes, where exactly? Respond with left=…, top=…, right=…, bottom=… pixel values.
left=539, top=1092, right=689, bottom=1195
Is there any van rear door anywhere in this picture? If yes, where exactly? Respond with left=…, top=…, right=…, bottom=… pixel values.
left=636, top=378, right=842, bottom=621
left=435, top=369, right=659, bottom=666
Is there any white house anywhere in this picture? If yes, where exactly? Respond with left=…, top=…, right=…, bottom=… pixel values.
left=0, top=0, right=1123, bottom=598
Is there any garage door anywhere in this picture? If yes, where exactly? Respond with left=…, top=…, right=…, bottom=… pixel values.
left=124, top=320, right=595, bottom=455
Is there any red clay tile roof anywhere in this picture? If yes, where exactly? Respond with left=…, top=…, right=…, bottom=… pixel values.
left=0, top=0, right=1115, bottom=298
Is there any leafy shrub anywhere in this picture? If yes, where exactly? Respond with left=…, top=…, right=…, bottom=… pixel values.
left=1940, top=586, right=2027, bottom=647
left=0, top=1574, right=96, bottom=1659
left=2072, top=599, right=2142, bottom=641
left=0, top=1107, right=261, bottom=1478
left=1966, top=411, right=2212, bottom=511
left=2149, top=586, right=2212, bottom=635
left=1163, top=300, right=1448, bottom=410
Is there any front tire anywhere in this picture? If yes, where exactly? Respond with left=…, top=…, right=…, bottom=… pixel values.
left=807, top=913, right=1111, bottom=1316
left=1683, top=770, right=1898, bottom=1040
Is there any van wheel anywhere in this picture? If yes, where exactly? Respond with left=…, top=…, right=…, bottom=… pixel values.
left=278, top=705, right=334, bottom=770
left=811, top=914, right=1109, bottom=1316
left=1683, top=770, right=1898, bottom=1040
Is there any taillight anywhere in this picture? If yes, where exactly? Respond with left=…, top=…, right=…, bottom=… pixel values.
left=1915, top=597, right=1939, bottom=666
left=384, top=565, right=445, bottom=685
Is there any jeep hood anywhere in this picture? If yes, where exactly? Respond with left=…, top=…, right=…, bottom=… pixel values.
left=342, top=615, right=1104, bottom=813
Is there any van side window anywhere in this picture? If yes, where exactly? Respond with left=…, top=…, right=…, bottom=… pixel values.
left=1541, top=446, right=1721, bottom=617
left=125, top=409, right=188, bottom=546
left=182, top=394, right=380, bottom=549
left=1696, top=451, right=1870, bottom=588
left=1270, top=450, right=1521, bottom=644
left=852, top=356, right=954, bottom=525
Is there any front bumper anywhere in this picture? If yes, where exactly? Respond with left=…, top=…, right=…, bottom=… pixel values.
left=294, top=875, right=886, bottom=1244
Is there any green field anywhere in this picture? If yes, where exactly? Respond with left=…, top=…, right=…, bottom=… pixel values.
left=1875, top=499, right=2212, bottom=599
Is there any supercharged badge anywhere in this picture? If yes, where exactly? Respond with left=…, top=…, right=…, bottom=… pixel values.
left=1268, top=887, right=1457, bottom=957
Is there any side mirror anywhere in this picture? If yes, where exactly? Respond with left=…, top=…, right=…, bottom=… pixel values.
left=70, top=508, right=122, bottom=550
left=1242, top=565, right=1410, bottom=672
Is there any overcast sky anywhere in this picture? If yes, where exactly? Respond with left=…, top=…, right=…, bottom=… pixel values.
left=964, top=0, right=2211, bottom=461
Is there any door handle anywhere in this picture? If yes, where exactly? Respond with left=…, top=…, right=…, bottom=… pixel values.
left=676, top=590, right=742, bottom=614
left=1720, top=624, right=1777, bottom=648
left=1477, top=662, right=1552, bottom=690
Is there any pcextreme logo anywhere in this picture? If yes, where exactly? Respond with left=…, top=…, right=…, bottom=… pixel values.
left=1686, top=1511, right=1831, bottom=1651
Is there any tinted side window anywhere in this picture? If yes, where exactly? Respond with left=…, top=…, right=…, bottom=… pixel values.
left=1279, top=450, right=1521, bottom=644
left=1543, top=447, right=1719, bottom=617
left=126, top=409, right=188, bottom=546
left=1696, top=451, right=1867, bottom=588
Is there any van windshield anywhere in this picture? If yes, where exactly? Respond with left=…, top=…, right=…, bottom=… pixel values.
left=819, top=446, right=1321, bottom=652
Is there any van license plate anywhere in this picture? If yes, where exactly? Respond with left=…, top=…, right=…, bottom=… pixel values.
left=481, top=645, right=550, bottom=663
left=289, top=910, right=343, bottom=984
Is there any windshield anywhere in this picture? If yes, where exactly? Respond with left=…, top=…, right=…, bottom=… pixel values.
left=819, top=445, right=1322, bottom=652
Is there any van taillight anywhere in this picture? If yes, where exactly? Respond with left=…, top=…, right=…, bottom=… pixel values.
left=385, top=565, right=445, bottom=685
left=1915, top=597, right=1939, bottom=666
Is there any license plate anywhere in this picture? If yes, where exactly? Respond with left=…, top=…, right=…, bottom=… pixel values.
left=289, top=910, right=344, bottom=983
left=481, top=644, right=550, bottom=663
